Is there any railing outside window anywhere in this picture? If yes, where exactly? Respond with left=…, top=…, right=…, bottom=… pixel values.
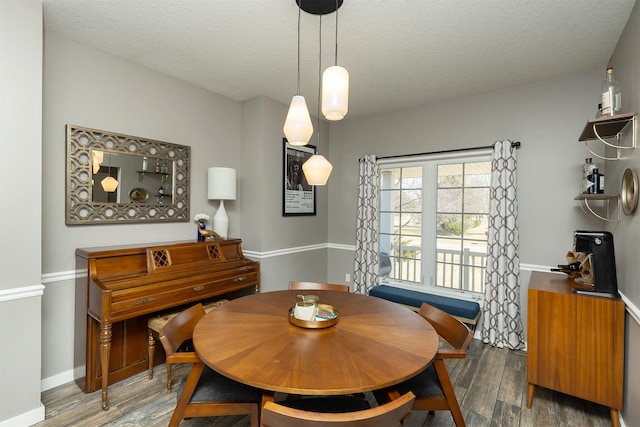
left=386, top=244, right=486, bottom=292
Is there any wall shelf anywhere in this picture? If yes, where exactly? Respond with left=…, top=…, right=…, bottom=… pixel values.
left=574, top=193, right=620, bottom=222
left=578, top=112, right=636, bottom=160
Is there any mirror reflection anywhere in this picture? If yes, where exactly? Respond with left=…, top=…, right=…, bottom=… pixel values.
left=91, top=151, right=175, bottom=204
left=66, top=124, right=190, bottom=225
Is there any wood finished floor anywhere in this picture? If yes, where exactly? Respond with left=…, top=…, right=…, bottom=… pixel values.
left=35, top=339, right=612, bottom=427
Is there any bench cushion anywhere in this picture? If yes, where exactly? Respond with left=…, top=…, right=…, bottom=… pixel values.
left=368, top=285, right=480, bottom=322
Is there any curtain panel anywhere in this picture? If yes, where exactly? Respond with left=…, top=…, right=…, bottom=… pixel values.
left=353, top=155, right=380, bottom=295
left=480, top=140, right=525, bottom=349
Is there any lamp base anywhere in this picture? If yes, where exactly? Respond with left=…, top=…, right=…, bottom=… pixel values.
left=213, top=200, right=229, bottom=239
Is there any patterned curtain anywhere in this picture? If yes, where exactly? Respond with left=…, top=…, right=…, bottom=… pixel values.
left=480, top=141, right=525, bottom=349
left=353, top=155, right=380, bottom=295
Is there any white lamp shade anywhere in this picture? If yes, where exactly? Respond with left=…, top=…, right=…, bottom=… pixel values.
left=283, top=95, right=314, bottom=146
left=322, top=65, right=349, bottom=121
left=101, top=176, right=119, bottom=192
left=207, top=167, right=237, bottom=200
left=92, top=150, right=104, bottom=174
left=302, top=154, right=333, bottom=186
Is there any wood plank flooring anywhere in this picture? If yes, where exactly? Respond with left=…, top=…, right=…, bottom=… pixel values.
left=34, top=340, right=613, bottom=426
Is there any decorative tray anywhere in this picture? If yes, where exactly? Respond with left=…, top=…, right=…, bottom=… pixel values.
left=288, top=303, right=339, bottom=329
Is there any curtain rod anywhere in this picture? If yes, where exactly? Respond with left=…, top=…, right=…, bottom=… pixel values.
left=377, top=141, right=521, bottom=160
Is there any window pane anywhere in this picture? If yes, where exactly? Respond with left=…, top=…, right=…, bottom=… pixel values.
left=464, top=162, right=491, bottom=187
left=380, top=168, right=401, bottom=190
left=464, top=188, right=490, bottom=213
left=380, top=189, right=401, bottom=213
left=400, top=189, right=422, bottom=212
left=438, top=164, right=462, bottom=188
left=437, top=188, right=462, bottom=212
left=401, top=167, right=422, bottom=189
left=462, top=214, right=488, bottom=241
left=436, top=213, right=463, bottom=236
left=398, top=212, right=422, bottom=236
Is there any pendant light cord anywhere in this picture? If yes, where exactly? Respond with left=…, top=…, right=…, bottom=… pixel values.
left=317, top=14, right=322, bottom=148
left=334, top=0, right=339, bottom=65
left=296, top=1, right=302, bottom=95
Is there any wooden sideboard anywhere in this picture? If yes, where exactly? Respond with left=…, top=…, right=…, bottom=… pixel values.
left=527, top=271, right=625, bottom=427
left=74, top=239, right=259, bottom=410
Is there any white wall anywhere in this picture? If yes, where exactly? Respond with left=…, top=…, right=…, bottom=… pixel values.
left=0, top=1, right=44, bottom=425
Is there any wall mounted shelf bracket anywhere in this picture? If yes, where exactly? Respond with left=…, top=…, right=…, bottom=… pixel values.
left=578, top=113, right=636, bottom=161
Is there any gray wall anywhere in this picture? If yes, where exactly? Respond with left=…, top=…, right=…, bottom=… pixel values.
left=0, top=1, right=44, bottom=425
left=607, top=1, right=640, bottom=423
left=2, top=1, right=639, bottom=425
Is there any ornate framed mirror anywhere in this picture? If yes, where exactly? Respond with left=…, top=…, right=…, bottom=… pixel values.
left=66, top=125, right=190, bottom=225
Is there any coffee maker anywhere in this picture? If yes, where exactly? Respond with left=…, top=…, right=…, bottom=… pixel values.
left=572, top=230, right=619, bottom=298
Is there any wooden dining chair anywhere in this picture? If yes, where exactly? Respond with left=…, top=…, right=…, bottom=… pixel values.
left=288, top=281, right=350, bottom=293
left=147, top=299, right=228, bottom=392
left=159, top=303, right=262, bottom=427
left=261, top=391, right=415, bottom=427
left=376, top=302, right=473, bottom=427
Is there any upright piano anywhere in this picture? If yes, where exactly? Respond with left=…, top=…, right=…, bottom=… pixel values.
left=74, top=239, right=259, bottom=410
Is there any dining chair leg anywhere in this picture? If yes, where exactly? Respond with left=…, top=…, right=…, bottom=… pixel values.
left=433, top=360, right=466, bottom=427
left=168, top=361, right=205, bottom=427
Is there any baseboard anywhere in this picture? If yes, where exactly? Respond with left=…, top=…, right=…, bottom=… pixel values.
left=41, top=368, right=75, bottom=392
left=0, top=403, right=44, bottom=427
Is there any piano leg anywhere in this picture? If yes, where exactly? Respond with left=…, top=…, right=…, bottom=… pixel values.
left=99, top=321, right=112, bottom=410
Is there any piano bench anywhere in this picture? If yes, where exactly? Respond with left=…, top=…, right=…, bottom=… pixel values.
left=147, top=299, right=229, bottom=391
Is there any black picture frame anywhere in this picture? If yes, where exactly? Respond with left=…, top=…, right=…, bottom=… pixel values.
left=283, top=138, right=316, bottom=216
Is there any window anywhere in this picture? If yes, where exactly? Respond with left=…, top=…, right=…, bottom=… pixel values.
left=379, top=150, right=491, bottom=297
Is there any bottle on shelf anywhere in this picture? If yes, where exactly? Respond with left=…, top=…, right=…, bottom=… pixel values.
left=600, top=67, right=622, bottom=117
left=588, top=168, right=605, bottom=194
left=161, top=160, right=168, bottom=174
left=155, top=158, right=160, bottom=173
left=581, top=158, right=597, bottom=194
left=142, top=157, right=148, bottom=172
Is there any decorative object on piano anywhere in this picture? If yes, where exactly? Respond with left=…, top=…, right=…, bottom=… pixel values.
left=194, top=213, right=209, bottom=242
left=66, top=124, right=190, bottom=225
left=199, top=229, right=222, bottom=242
left=207, top=167, right=236, bottom=239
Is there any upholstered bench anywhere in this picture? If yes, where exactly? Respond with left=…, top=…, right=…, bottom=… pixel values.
left=147, top=299, right=229, bottom=391
left=368, top=285, right=481, bottom=326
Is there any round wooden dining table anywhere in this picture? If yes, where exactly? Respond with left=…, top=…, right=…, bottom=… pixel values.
left=192, top=290, right=439, bottom=396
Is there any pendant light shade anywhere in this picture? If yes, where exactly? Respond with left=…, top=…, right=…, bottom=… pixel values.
left=283, top=95, right=314, bottom=146
left=101, top=176, right=119, bottom=192
left=322, top=65, right=349, bottom=120
left=302, top=154, right=333, bottom=185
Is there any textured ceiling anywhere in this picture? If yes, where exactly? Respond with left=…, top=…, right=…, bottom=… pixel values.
left=43, top=0, right=636, bottom=119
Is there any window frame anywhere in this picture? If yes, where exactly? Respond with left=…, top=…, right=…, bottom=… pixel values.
left=379, top=148, right=492, bottom=302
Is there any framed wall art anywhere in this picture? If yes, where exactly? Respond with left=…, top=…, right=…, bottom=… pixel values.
left=283, top=138, right=316, bottom=216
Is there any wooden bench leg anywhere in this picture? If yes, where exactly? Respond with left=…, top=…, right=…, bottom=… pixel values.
left=527, top=383, right=535, bottom=408
left=148, top=330, right=155, bottom=380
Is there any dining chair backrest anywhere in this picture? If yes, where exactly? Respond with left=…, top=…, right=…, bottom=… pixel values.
left=289, top=281, right=350, bottom=293
left=417, top=302, right=473, bottom=351
left=159, top=303, right=206, bottom=357
left=261, top=391, right=415, bottom=427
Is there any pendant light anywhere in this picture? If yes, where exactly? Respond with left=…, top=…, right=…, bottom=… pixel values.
left=283, top=1, right=313, bottom=146
left=321, top=0, right=349, bottom=121
left=101, top=152, right=119, bottom=192
left=302, top=13, right=333, bottom=186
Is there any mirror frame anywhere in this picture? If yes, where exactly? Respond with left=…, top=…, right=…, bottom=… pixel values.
left=66, top=124, right=190, bottom=225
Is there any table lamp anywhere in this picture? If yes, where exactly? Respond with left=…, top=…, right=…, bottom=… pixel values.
left=207, top=167, right=236, bottom=239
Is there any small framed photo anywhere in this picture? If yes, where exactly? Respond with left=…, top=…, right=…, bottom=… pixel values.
left=283, top=138, right=316, bottom=216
